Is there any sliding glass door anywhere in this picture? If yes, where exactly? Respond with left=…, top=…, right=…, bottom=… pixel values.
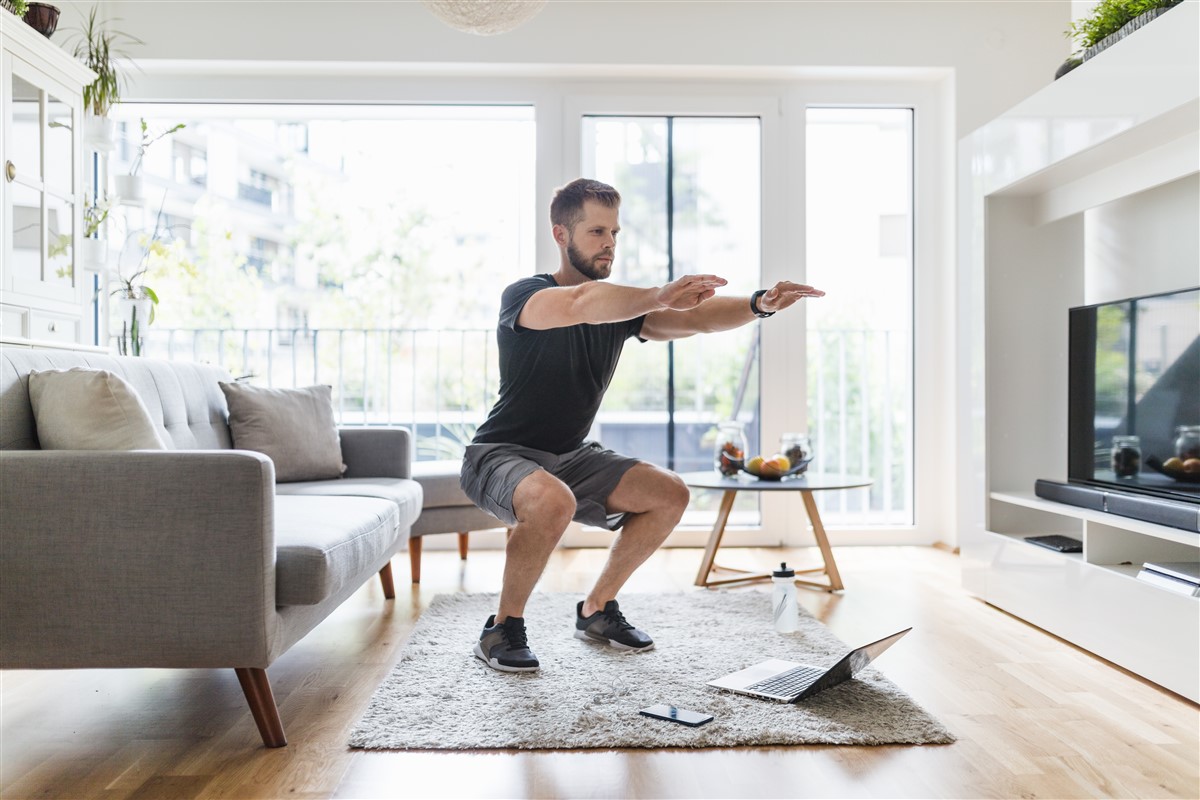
left=582, top=115, right=762, bottom=524
left=806, top=107, right=914, bottom=525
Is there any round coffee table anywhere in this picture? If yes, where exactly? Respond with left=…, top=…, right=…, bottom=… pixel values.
left=678, top=471, right=873, bottom=591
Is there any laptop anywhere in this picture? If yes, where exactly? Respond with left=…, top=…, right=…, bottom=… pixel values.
left=707, top=628, right=912, bottom=702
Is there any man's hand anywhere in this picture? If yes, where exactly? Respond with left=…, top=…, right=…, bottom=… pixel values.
left=655, top=274, right=728, bottom=310
left=756, top=281, right=825, bottom=313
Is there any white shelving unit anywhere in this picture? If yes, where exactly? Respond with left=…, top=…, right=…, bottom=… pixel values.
left=1, top=8, right=96, bottom=348
left=957, top=3, right=1199, bottom=702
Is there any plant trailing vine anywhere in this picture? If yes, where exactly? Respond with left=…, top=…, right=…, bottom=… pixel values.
left=130, top=118, right=186, bottom=177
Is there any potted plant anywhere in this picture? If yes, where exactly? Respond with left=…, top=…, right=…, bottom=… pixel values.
left=1, top=2, right=31, bottom=18
left=69, top=5, right=140, bottom=151
left=80, top=199, right=112, bottom=269
left=1061, top=0, right=1183, bottom=76
left=110, top=202, right=194, bottom=356
left=22, top=2, right=59, bottom=37
left=114, top=118, right=185, bottom=203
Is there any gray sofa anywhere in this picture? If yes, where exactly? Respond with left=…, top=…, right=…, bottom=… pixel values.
left=0, top=347, right=422, bottom=748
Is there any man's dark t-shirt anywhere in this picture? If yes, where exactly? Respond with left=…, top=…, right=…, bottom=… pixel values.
left=471, top=274, right=645, bottom=454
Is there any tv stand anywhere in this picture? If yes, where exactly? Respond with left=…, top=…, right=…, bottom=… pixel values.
left=1035, top=479, right=1200, bottom=532
left=976, top=492, right=1198, bottom=701
left=957, top=2, right=1200, bottom=703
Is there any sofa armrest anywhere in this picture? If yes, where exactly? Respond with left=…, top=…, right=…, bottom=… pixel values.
left=339, top=426, right=413, bottom=479
left=0, top=450, right=278, bottom=669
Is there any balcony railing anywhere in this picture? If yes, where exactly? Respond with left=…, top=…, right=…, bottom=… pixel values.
left=133, top=326, right=911, bottom=525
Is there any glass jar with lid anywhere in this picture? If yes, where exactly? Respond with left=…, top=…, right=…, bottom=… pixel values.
left=713, top=421, right=748, bottom=476
left=1175, top=425, right=1200, bottom=460
left=779, top=432, right=813, bottom=474
left=1110, top=435, right=1141, bottom=477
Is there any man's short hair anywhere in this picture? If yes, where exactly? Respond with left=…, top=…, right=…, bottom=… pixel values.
left=550, top=179, right=621, bottom=231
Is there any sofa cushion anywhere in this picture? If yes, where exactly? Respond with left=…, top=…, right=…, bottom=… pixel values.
left=220, top=382, right=345, bottom=482
left=411, top=459, right=475, bottom=508
left=275, top=477, right=423, bottom=532
left=274, top=496, right=399, bottom=606
left=411, top=504, right=503, bottom=538
left=28, top=368, right=168, bottom=451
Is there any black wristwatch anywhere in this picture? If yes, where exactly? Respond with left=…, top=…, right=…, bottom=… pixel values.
left=750, top=289, right=775, bottom=318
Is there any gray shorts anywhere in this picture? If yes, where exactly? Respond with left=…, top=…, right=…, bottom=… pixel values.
left=460, top=441, right=642, bottom=531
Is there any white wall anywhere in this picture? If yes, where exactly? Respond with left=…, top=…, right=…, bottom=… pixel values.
left=1085, top=175, right=1200, bottom=303
left=77, top=0, right=1073, bottom=137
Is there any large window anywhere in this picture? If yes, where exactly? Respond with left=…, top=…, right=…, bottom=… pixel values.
left=108, top=81, right=940, bottom=540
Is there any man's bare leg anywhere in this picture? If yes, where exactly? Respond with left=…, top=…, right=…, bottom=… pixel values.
left=581, top=463, right=690, bottom=617
left=495, top=470, right=575, bottom=624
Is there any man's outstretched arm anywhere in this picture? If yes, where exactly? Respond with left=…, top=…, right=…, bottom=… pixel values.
left=638, top=281, right=825, bottom=342
left=518, top=274, right=728, bottom=330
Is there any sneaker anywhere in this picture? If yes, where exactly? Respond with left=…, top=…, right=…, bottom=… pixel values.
left=474, top=615, right=540, bottom=672
left=574, top=600, right=654, bottom=651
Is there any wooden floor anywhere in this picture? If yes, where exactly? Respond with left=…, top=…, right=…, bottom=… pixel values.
left=2, top=545, right=1198, bottom=799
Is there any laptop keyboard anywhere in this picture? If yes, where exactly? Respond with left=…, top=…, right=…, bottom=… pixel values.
left=746, top=665, right=824, bottom=696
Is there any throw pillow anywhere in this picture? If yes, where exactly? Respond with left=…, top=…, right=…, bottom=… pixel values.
left=28, top=368, right=168, bottom=450
left=219, top=382, right=345, bottom=483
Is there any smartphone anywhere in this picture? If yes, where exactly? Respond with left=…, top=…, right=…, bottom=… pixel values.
left=638, top=704, right=714, bottom=727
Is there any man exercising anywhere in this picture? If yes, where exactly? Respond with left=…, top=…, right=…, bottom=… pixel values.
left=461, top=178, right=824, bottom=671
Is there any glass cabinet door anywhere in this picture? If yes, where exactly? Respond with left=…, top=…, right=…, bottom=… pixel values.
left=45, top=89, right=75, bottom=288
left=4, top=57, right=79, bottom=300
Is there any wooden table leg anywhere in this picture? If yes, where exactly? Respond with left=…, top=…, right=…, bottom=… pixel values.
left=801, top=490, right=844, bottom=591
left=694, top=489, right=737, bottom=587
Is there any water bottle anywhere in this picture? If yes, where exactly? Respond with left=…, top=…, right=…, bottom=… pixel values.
left=771, top=563, right=799, bottom=633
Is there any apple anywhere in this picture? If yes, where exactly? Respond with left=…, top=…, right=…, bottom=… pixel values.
left=746, top=455, right=765, bottom=474
left=1164, top=457, right=1185, bottom=472
left=1184, top=458, right=1200, bottom=474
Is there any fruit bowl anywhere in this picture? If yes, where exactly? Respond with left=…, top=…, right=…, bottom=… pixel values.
left=742, top=455, right=813, bottom=481
left=1146, top=455, right=1200, bottom=484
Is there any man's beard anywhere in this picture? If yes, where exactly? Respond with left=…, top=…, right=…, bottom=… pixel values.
left=567, top=241, right=612, bottom=281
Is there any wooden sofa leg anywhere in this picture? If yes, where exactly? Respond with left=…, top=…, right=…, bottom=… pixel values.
left=458, top=532, right=469, bottom=560
left=235, top=668, right=287, bottom=748
left=409, top=537, right=422, bottom=583
left=378, top=561, right=395, bottom=599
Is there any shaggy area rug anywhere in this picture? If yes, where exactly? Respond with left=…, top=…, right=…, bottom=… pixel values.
left=349, top=591, right=955, bottom=750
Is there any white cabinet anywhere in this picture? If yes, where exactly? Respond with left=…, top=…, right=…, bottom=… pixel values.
left=1, top=9, right=96, bottom=347
left=957, top=3, right=1199, bottom=701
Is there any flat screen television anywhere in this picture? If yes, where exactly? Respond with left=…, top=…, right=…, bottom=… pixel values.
left=1067, top=286, right=1200, bottom=505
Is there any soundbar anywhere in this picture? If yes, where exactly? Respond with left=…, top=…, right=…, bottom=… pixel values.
left=1034, top=479, right=1200, bottom=532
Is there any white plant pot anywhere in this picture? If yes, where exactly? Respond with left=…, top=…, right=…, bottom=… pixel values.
left=80, top=237, right=108, bottom=269
left=113, top=294, right=154, bottom=356
left=114, top=174, right=143, bottom=204
left=82, top=115, right=116, bottom=152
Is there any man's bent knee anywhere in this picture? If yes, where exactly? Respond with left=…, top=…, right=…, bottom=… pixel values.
left=609, top=463, right=691, bottom=519
left=513, top=471, right=576, bottom=533
left=658, top=472, right=691, bottom=521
